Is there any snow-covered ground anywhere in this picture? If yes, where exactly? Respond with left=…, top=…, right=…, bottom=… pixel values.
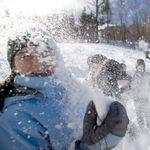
left=58, top=43, right=150, bottom=150
left=1, top=5, right=150, bottom=150
left=1, top=39, right=150, bottom=149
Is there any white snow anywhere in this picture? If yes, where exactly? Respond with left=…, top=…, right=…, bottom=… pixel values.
left=58, top=43, right=150, bottom=150
left=139, top=40, right=149, bottom=52
left=1, top=6, right=150, bottom=150
left=1, top=38, right=150, bottom=150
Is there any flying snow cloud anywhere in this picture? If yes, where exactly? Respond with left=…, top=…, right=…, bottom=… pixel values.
left=139, top=40, right=149, bottom=52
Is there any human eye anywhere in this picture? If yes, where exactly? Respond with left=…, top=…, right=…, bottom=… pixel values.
left=41, top=50, right=53, bottom=58
left=21, top=53, right=33, bottom=59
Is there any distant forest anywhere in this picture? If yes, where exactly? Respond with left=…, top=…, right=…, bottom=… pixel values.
left=22, top=0, right=150, bottom=47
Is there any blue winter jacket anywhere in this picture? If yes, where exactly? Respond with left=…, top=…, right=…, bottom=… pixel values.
left=0, top=75, right=129, bottom=150
left=0, top=75, right=76, bottom=150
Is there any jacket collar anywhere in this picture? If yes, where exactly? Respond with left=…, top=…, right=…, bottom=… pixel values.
left=14, top=75, right=58, bottom=89
left=14, top=75, right=65, bottom=96
left=2, top=75, right=65, bottom=111
left=135, top=71, right=145, bottom=76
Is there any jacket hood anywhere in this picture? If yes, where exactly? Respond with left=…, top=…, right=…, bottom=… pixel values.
left=7, top=26, right=63, bottom=69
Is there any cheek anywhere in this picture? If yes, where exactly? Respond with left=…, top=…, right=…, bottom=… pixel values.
left=39, top=56, right=57, bottom=66
left=15, top=60, right=31, bottom=71
left=137, top=66, right=144, bottom=71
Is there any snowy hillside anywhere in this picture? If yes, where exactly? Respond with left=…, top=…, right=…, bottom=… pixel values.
left=59, top=43, right=150, bottom=150
left=60, top=43, right=150, bottom=150
left=1, top=40, right=150, bottom=149
left=1, top=0, right=150, bottom=149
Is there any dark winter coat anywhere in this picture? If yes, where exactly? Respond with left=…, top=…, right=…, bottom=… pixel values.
left=96, top=59, right=123, bottom=97
left=76, top=101, right=129, bottom=150
left=118, top=71, right=132, bottom=82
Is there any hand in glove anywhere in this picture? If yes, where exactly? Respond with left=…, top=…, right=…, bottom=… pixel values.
left=104, top=101, right=129, bottom=137
left=81, top=101, right=129, bottom=146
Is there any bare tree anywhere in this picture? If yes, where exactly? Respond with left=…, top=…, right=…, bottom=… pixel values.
left=114, top=0, right=130, bottom=44
left=78, top=0, right=105, bottom=43
left=101, top=0, right=112, bottom=43
left=140, top=0, right=150, bottom=42
left=129, top=0, right=144, bottom=42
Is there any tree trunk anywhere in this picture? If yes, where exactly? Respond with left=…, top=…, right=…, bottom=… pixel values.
left=96, top=0, right=99, bottom=43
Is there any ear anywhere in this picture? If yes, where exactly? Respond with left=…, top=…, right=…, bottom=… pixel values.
left=12, top=60, right=17, bottom=72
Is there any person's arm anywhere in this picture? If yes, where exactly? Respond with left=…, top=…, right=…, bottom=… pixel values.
left=81, top=101, right=109, bottom=145
left=112, top=83, right=121, bottom=99
left=130, top=74, right=137, bottom=90
left=145, top=72, right=150, bottom=86
left=130, top=74, right=140, bottom=99
left=80, top=101, right=129, bottom=150
left=119, top=85, right=131, bottom=94
left=0, top=106, right=51, bottom=150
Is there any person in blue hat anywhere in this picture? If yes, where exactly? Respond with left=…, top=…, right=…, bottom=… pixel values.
left=131, top=59, right=150, bottom=130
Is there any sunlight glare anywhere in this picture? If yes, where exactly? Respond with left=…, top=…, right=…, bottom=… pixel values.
left=0, top=0, right=83, bottom=15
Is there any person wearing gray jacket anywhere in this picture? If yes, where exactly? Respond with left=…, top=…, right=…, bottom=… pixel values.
left=131, top=59, right=150, bottom=130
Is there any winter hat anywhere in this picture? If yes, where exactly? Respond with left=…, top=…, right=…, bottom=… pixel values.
left=96, top=59, right=122, bottom=96
left=7, top=33, right=36, bottom=69
left=87, top=54, right=107, bottom=66
left=7, top=27, right=59, bottom=69
left=136, top=59, right=145, bottom=68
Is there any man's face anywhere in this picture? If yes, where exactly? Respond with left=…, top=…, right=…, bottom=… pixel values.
left=13, top=46, right=57, bottom=77
left=137, top=65, right=144, bottom=72
left=122, top=67, right=126, bottom=72
left=90, top=63, right=101, bottom=76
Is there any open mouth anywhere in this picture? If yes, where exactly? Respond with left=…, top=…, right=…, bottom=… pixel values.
left=30, top=70, right=53, bottom=77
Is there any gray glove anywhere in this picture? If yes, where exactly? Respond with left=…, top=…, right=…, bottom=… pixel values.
left=81, top=101, right=129, bottom=146
left=105, top=101, right=129, bottom=137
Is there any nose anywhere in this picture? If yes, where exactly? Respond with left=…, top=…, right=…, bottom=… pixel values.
left=32, top=54, right=41, bottom=66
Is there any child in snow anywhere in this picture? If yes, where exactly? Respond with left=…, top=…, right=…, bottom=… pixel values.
left=131, top=59, right=150, bottom=130
left=113, top=63, right=132, bottom=106
left=96, top=59, right=123, bottom=97
left=85, top=54, right=107, bottom=89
